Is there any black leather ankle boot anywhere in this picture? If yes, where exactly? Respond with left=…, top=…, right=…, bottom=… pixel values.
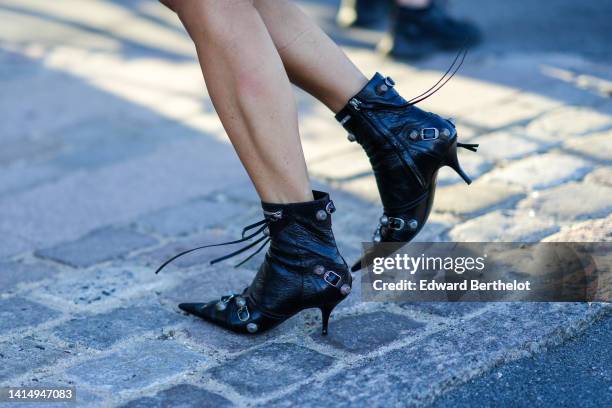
left=378, top=1, right=481, bottom=59
left=336, top=0, right=391, bottom=28
left=335, top=73, right=478, bottom=271
left=157, top=191, right=352, bottom=335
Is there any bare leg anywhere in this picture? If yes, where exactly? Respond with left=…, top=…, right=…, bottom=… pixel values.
left=253, top=0, right=368, bottom=113
left=160, top=0, right=312, bottom=204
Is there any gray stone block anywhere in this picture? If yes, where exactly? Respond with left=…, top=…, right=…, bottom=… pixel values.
left=0, top=139, right=245, bottom=250
left=312, top=311, right=425, bottom=354
left=518, top=182, right=612, bottom=222
left=0, top=261, right=59, bottom=294
left=119, top=384, right=232, bottom=408
left=400, top=302, right=488, bottom=318
left=0, top=297, right=61, bottom=336
left=436, top=181, right=525, bottom=216
left=482, top=152, right=593, bottom=190
left=544, top=214, right=612, bottom=242
left=135, top=198, right=246, bottom=237
left=0, top=230, right=32, bottom=259
left=269, top=303, right=605, bottom=407
left=469, top=130, right=549, bottom=162
left=585, top=167, right=612, bottom=187
left=36, top=227, right=157, bottom=268
left=66, top=339, right=205, bottom=392
left=208, top=343, right=334, bottom=397
left=448, top=209, right=559, bottom=242
left=0, top=335, right=68, bottom=382
left=53, top=304, right=179, bottom=350
left=525, top=106, right=611, bottom=141
left=565, top=129, right=612, bottom=163
left=34, top=266, right=159, bottom=306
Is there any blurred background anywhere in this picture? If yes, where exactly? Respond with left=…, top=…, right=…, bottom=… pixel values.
left=0, top=1, right=611, bottom=406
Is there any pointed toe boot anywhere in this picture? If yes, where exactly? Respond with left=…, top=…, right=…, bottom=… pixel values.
left=159, top=191, right=352, bottom=335
left=335, top=73, right=478, bottom=271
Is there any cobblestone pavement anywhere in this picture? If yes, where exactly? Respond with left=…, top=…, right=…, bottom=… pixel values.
left=0, top=0, right=611, bottom=407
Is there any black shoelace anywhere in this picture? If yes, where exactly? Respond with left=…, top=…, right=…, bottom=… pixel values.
left=154, top=212, right=281, bottom=275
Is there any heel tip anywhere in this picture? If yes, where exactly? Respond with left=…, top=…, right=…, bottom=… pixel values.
left=322, top=330, right=328, bottom=336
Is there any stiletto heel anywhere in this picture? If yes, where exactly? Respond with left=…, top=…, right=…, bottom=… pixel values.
left=320, top=302, right=338, bottom=336
left=446, top=141, right=473, bottom=185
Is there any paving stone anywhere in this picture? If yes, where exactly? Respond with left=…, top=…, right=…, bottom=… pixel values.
left=119, top=384, right=232, bottom=408
left=518, top=182, right=612, bottom=222
left=135, top=198, right=246, bottom=237
left=5, top=377, right=103, bottom=408
left=0, top=297, right=61, bottom=336
left=35, top=227, right=157, bottom=268
left=482, top=152, right=593, bottom=190
left=337, top=175, right=381, bottom=204
left=48, top=118, right=181, bottom=172
left=308, top=148, right=372, bottom=181
left=564, top=129, right=612, bottom=163
left=543, top=214, right=612, bottom=242
left=454, top=92, right=559, bottom=129
left=585, top=167, right=612, bottom=187
left=0, top=230, right=32, bottom=259
left=0, top=335, right=68, bottom=382
left=66, top=339, right=205, bottom=392
left=0, top=261, right=59, bottom=294
left=268, top=303, right=605, bottom=407
left=52, top=304, right=179, bottom=350
left=33, top=266, right=162, bottom=307
left=448, top=209, right=559, bottom=242
left=312, top=311, right=425, bottom=354
left=468, top=130, right=549, bottom=162
left=525, top=106, right=612, bottom=142
left=0, top=139, right=245, bottom=249
left=435, top=181, right=525, bottom=216
left=207, top=343, right=334, bottom=397
left=210, top=180, right=260, bottom=206
left=400, top=302, right=488, bottom=318
left=0, top=162, right=67, bottom=203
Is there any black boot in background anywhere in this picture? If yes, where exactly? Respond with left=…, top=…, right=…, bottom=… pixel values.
left=378, top=1, right=481, bottom=59
left=336, top=0, right=391, bottom=28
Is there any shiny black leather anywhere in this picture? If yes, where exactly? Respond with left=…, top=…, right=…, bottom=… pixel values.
left=335, top=73, right=474, bottom=271
left=179, top=191, right=351, bottom=335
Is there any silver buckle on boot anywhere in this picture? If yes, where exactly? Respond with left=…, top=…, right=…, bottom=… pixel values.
left=323, top=270, right=342, bottom=287
left=421, top=128, right=439, bottom=140
left=237, top=305, right=250, bottom=322
left=388, top=217, right=405, bottom=230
